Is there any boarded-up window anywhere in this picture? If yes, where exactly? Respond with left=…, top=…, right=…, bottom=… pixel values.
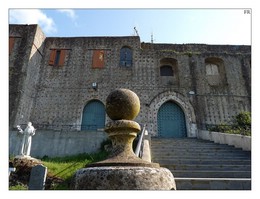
left=92, top=50, right=105, bottom=68
left=9, top=37, right=15, bottom=54
left=49, top=50, right=56, bottom=65
left=206, top=63, right=219, bottom=75
left=49, top=49, right=66, bottom=66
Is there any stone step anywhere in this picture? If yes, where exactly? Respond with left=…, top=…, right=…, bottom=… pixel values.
left=154, top=159, right=251, bottom=165
left=152, top=150, right=251, bottom=158
left=153, top=155, right=251, bottom=160
left=152, top=155, right=251, bottom=162
left=150, top=138, right=251, bottom=190
left=151, top=138, right=209, bottom=142
left=175, top=178, right=251, bottom=190
left=151, top=145, right=244, bottom=150
left=151, top=143, right=247, bottom=148
left=150, top=141, right=221, bottom=147
left=151, top=144, right=247, bottom=148
left=151, top=144, right=243, bottom=149
left=151, top=140, right=222, bottom=145
left=171, top=170, right=251, bottom=178
left=151, top=138, right=233, bottom=144
left=160, top=164, right=251, bottom=171
left=151, top=139, right=225, bottom=144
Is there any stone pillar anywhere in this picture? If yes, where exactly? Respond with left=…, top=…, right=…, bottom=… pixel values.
left=70, top=89, right=176, bottom=190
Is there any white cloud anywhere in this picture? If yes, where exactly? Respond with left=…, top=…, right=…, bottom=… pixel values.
left=9, top=9, right=57, bottom=34
left=57, top=9, right=77, bottom=20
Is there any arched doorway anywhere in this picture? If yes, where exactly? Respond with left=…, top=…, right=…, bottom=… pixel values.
left=157, top=101, right=187, bottom=138
left=81, top=100, right=105, bottom=131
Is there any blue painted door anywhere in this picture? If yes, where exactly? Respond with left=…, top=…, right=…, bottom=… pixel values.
left=157, top=101, right=187, bottom=138
left=81, top=100, right=105, bottom=131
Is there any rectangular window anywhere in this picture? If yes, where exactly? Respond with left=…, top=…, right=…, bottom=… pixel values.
left=92, top=50, right=105, bottom=68
left=49, top=49, right=66, bottom=67
left=9, top=37, right=15, bottom=54
left=120, top=47, right=132, bottom=67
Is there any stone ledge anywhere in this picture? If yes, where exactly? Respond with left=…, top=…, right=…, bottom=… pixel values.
left=197, top=130, right=251, bottom=151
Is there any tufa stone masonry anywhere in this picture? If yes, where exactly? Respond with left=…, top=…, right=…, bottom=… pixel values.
left=9, top=24, right=251, bottom=154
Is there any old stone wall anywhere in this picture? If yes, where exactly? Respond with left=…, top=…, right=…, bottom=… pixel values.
left=9, top=25, right=46, bottom=127
left=9, top=130, right=107, bottom=157
left=9, top=24, right=251, bottom=138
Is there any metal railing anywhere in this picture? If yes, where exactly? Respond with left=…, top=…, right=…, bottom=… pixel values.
left=12, top=123, right=105, bottom=132
left=134, top=124, right=146, bottom=157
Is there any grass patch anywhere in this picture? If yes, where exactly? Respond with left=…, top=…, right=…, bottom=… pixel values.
left=9, top=184, right=28, bottom=190
left=42, top=151, right=108, bottom=181
left=9, top=150, right=109, bottom=190
left=42, top=151, right=109, bottom=189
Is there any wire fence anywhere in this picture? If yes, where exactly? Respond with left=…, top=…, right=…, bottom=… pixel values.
left=13, top=123, right=105, bottom=132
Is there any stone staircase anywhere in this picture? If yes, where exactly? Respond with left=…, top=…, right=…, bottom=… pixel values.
left=150, top=138, right=251, bottom=190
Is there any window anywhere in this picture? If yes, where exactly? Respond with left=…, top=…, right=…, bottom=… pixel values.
left=9, top=37, right=15, bottom=54
left=160, top=65, right=174, bottom=76
left=205, top=57, right=225, bottom=86
left=49, top=49, right=66, bottom=66
left=120, top=47, right=132, bottom=67
left=55, top=50, right=61, bottom=66
left=92, top=50, right=105, bottom=68
left=206, top=63, right=219, bottom=75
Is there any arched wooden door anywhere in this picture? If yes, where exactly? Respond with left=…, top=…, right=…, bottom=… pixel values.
left=81, top=100, right=105, bottom=131
left=157, top=101, right=187, bottom=138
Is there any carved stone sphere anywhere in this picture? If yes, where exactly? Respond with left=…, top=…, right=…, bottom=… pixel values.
left=106, top=88, right=140, bottom=120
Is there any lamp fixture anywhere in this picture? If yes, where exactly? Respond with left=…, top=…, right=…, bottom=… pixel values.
left=92, top=82, right=98, bottom=90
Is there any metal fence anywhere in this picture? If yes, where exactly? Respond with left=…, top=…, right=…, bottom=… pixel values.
left=12, top=123, right=104, bottom=132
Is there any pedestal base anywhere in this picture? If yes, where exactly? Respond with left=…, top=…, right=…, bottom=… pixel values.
left=13, top=155, right=41, bottom=167
left=70, top=166, right=176, bottom=190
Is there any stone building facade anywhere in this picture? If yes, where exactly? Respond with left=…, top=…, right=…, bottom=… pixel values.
left=9, top=24, right=251, bottom=139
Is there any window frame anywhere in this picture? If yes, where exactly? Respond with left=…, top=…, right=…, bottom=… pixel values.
left=49, top=49, right=66, bottom=67
left=92, top=50, right=105, bottom=69
left=9, top=37, right=15, bottom=55
left=119, top=46, right=133, bottom=67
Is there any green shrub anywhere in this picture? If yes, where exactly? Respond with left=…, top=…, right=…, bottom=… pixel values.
left=9, top=184, right=28, bottom=190
left=235, top=111, right=251, bottom=128
left=208, top=111, right=251, bottom=136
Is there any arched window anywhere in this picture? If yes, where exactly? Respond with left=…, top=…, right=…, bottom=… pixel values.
left=120, top=47, right=132, bottom=67
left=160, top=65, right=174, bottom=76
left=81, top=100, right=105, bottom=131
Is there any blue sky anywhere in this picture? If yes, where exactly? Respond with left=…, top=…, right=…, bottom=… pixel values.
left=9, top=8, right=251, bottom=45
